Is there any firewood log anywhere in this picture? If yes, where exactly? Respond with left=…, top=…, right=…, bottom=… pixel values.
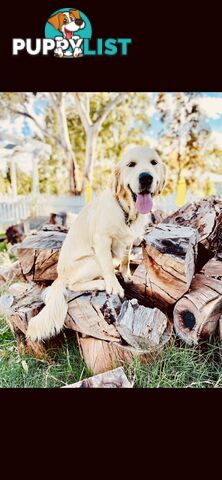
left=78, top=322, right=172, bottom=375
left=62, top=367, right=132, bottom=388
left=64, top=290, right=121, bottom=342
left=6, top=284, right=64, bottom=358
left=116, top=299, right=168, bottom=349
left=16, top=229, right=66, bottom=282
left=163, top=197, right=222, bottom=253
left=129, top=224, right=198, bottom=309
left=173, top=257, right=222, bottom=344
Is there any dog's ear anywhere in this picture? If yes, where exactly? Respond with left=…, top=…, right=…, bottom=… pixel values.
left=110, top=166, right=121, bottom=197
left=69, top=9, right=81, bottom=19
left=48, top=13, right=63, bottom=30
left=157, top=162, right=167, bottom=195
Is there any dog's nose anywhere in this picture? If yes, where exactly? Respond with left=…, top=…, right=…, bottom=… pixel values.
left=139, top=172, right=153, bottom=189
left=75, top=18, right=83, bottom=26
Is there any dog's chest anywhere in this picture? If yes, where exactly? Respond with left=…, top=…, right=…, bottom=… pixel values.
left=111, top=215, right=147, bottom=261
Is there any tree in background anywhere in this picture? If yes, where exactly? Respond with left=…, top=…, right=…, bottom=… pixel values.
left=0, top=92, right=80, bottom=194
left=67, top=92, right=151, bottom=191
left=155, top=92, right=210, bottom=195
left=0, top=92, right=152, bottom=195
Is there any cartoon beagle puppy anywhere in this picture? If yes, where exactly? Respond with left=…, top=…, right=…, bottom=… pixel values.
left=48, top=10, right=85, bottom=57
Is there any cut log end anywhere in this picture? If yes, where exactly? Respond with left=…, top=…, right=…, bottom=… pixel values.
left=173, top=270, right=222, bottom=344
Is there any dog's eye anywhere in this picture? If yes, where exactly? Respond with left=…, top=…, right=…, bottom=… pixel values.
left=70, top=16, right=74, bottom=21
left=151, top=159, right=158, bottom=165
left=63, top=18, right=68, bottom=23
left=128, top=161, right=137, bottom=168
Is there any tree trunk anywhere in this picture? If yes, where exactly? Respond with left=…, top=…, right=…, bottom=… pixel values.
left=82, top=125, right=97, bottom=189
left=58, top=98, right=80, bottom=195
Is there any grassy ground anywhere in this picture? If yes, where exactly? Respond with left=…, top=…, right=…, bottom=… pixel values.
left=1, top=235, right=222, bottom=388
left=1, top=313, right=222, bottom=388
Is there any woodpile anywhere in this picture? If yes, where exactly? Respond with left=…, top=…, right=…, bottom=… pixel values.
left=3, top=282, right=172, bottom=372
left=2, top=198, right=222, bottom=379
left=128, top=198, right=222, bottom=344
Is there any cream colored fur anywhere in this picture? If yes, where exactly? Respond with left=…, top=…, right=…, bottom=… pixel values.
left=27, top=147, right=166, bottom=341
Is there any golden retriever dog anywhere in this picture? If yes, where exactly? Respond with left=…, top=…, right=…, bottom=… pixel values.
left=27, top=146, right=166, bottom=341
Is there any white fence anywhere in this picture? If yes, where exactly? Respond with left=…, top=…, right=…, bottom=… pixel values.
left=0, top=191, right=199, bottom=229
left=0, top=194, right=87, bottom=229
left=0, top=195, right=31, bottom=228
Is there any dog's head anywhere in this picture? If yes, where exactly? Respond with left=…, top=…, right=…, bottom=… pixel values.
left=110, top=146, right=166, bottom=214
left=48, top=10, right=85, bottom=39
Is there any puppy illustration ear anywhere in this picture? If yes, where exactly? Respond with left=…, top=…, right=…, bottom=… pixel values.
left=69, top=9, right=81, bottom=19
left=157, top=163, right=167, bottom=195
left=110, top=166, right=121, bottom=196
left=48, top=13, right=62, bottom=30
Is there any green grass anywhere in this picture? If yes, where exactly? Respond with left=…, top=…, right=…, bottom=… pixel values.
left=0, top=316, right=90, bottom=388
left=127, top=339, right=222, bottom=388
left=1, top=313, right=222, bottom=387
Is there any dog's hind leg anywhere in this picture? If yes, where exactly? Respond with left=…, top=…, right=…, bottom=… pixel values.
left=67, top=256, right=103, bottom=288
left=68, top=279, right=105, bottom=292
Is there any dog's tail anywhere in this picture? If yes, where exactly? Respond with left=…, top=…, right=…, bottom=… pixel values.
left=26, top=277, right=68, bottom=341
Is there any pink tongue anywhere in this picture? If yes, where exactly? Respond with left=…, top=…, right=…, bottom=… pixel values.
left=65, top=30, right=72, bottom=39
left=135, top=193, right=153, bottom=214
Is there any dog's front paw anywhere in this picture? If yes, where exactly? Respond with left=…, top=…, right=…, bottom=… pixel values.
left=73, top=48, right=83, bottom=57
left=105, top=275, right=124, bottom=298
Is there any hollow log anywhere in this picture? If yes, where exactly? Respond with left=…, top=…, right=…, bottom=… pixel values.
left=173, top=257, right=222, bottom=344
left=116, top=298, right=168, bottom=349
left=129, top=224, right=198, bottom=309
left=163, top=197, right=222, bottom=253
left=16, top=229, right=66, bottom=282
left=62, top=367, right=132, bottom=388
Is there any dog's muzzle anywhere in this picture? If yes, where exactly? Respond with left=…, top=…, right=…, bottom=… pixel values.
left=75, top=18, right=84, bottom=26
left=138, top=172, right=153, bottom=192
